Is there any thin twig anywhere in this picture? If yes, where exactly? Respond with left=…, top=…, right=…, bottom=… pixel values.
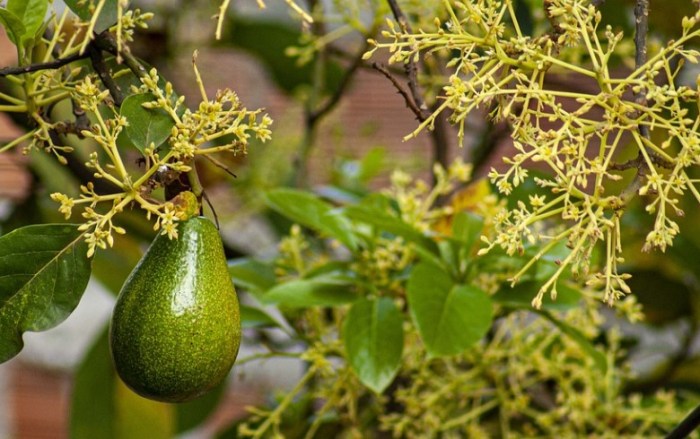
left=88, top=43, right=124, bottom=106
left=202, top=190, right=219, bottom=228
left=372, top=62, right=424, bottom=120
left=95, top=31, right=148, bottom=79
left=383, top=0, right=451, bottom=181
left=201, top=153, right=237, bottom=179
left=0, top=52, right=87, bottom=77
left=309, top=38, right=374, bottom=124
left=386, top=0, right=429, bottom=118
left=633, top=0, right=650, bottom=138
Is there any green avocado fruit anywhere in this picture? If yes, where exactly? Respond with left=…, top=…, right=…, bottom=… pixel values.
left=109, top=216, right=241, bottom=403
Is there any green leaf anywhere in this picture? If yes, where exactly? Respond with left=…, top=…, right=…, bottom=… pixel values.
left=357, top=147, right=385, bottom=183
left=493, top=282, right=582, bottom=311
left=7, top=0, right=48, bottom=45
left=0, top=224, right=92, bottom=363
left=343, top=297, right=403, bottom=393
left=263, top=276, right=357, bottom=308
left=70, top=326, right=116, bottom=439
left=120, top=93, right=175, bottom=153
left=0, top=8, right=26, bottom=47
left=115, top=379, right=174, bottom=439
left=303, top=261, right=354, bottom=279
left=64, top=0, right=120, bottom=34
left=71, top=326, right=176, bottom=439
left=407, top=263, right=493, bottom=357
left=451, top=212, right=484, bottom=253
left=343, top=195, right=438, bottom=252
left=228, top=258, right=277, bottom=294
left=535, top=309, right=608, bottom=373
left=265, top=189, right=358, bottom=251
left=625, top=268, right=693, bottom=325
left=240, top=304, right=280, bottom=329
left=175, top=383, right=226, bottom=434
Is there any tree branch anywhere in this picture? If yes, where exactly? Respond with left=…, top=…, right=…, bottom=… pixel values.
left=371, top=62, right=423, bottom=120
left=666, top=404, right=700, bottom=439
left=309, top=38, right=374, bottom=124
left=615, top=0, right=652, bottom=207
left=0, top=52, right=88, bottom=77
left=383, top=0, right=451, bottom=181
left=386, top=0, right=429, bottom=119
left=88, top=41, right=125, bottom=106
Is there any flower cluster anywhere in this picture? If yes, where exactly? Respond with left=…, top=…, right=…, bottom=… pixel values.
left=369, top=0, right=700, bottom=305
left=47, top=61, right=272, bottom=255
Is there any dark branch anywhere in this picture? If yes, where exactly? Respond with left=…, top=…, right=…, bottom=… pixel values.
left=309, top=39, right=373, bottom=124
left=633, top=0, right=650, bottom=137
left=610, top=157, right=641, bottom=172
left=88, top=42, right=125, bottom=106
left=386, top=0, right=429, bottom=119
left=666, top=403, right=700, bottom=439
left=615, top=0, right=652, bottom=207
left=94, top=31, right=148, bottom=79
left=0, top=52, right=88, bottom=77
left=372, top=62, right=424, bottom=120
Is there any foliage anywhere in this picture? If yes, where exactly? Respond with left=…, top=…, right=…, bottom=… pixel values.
left=229, top=164, right=691, bottom=437
left=0, top=0, right=699, bottom=438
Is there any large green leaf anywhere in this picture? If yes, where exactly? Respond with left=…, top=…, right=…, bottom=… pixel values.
left=493, top=281, right=582, bottom=311
left=120, top=93, right=175, bottom=153
left=451, top=212, right=484, bottom=253
left=0, top=224, right=92, bottom=362
left=70, top=326, right=117, bottom=439
left=0, top=8, right=26, bottom=47
left=7, top=0, right=47, bottom=45
left=115, top=378, right=174, bottom=439
left=228, top=258, right=277, bottom=295
left=70, top=326, right=176, bottom=439
left=625, top=267, right=694, bottom=326
left=240, top=304, right=281, bottom=329
left=265, top=189, right=358, bottom=251
left=343, top=297, right=403, bottom=393
left=64, top=0, right=120, bottom=34
left=262, top=276, right=357, bottom=308
left=407, top=263, right=493, bottom=358
left=535, top=309, right=608, bottom=373
left=175, top=383, right=226, bottom=434
left=343, top=195, right=433, bottom=249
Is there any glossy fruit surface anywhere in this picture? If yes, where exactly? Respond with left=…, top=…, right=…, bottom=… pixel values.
left=110, top=216, right=240, bottom=403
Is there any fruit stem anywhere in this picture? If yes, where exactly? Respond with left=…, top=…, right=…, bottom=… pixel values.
left=186, top=167, right=204, bottom=211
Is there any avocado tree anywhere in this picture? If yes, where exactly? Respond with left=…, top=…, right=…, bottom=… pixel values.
left=1, top=0, right=700, bottom=437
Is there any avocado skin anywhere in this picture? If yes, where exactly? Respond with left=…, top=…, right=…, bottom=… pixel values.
left=110, top=216, right=241, bottom=403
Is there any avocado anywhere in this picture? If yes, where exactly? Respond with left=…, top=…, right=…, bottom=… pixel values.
left=109, top=216, right=241, bottom=403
